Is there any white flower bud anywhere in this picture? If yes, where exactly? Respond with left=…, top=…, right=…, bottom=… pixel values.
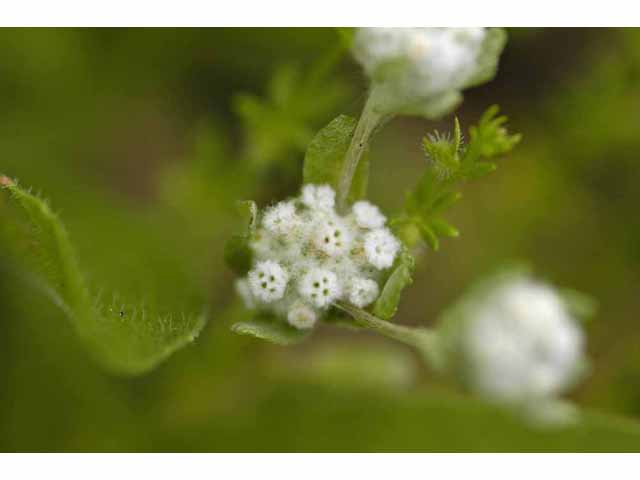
left=352, top=28, right=501, bottom=118
left=352, top=200, right=386, bottom=229
left=287, top=302, right=318, bottom=330
left=364, top=228, right=400, bottom=269
left=313, top=215, right=353, bottom=257
left=349, top=277, right=380, bottom=308
left=262, top=201, right=298, bottom=236
left=248, top=260, right=289, bottom=303
left=301, top=184, right=335, bottom=211
left=462, top=279, right=585, bottom=403
left=355, top=28, right=485, bottom=95
left=299, top=268, right=342, bottom=308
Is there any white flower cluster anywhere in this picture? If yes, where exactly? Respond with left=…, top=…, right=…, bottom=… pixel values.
left=460, top=278, right=586, bottom=404
left=352, top=28, right=489, bottom=116
left=235, top=184, right=401, bottom=330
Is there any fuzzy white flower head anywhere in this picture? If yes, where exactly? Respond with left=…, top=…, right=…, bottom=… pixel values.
left=247, top=260, right=289, bottom=303
left=287, top=302, right=318, bottom=330
left=364, top=228, right=401, bottom=269
left=298, top=268, right=342, bottom=308
left=312, top=215, right=353, bottom=257
left=349, top=277, right=380, bottom=308
left=353, top=200, right=386, bottom=229
left=235, top=184, right=406, bottom=329
left=262, top=201, right=298, bottom=236
left=301, top=184, right=335, bottom=211
left=462, top=279, right=585, bottom=403
left=352, top=28, right=503, bottom=117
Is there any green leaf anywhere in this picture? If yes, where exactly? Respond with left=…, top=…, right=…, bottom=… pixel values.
left=0, top=178, right=206, bottom=376
left=224, top=234, right=253, bottom=276
left=231, top=316, right=310, bottom=345
left=430, top=218, right=460, bottom=238
left=560, top=288, right=599, bottom=322
left=234, top=61, right=350, bottom=169
left=237, top=200, right=258, bottom=233
left=462, top=105, right=522, bottom=167
left=418, top=221, right=440, bottom=251
left=431, top=191, right=462, bottom=213
left=303, top=114, right=370, bottom=202
left=373, top=251, right=415, bottom=320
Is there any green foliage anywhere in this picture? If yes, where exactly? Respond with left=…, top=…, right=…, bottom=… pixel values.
left=234, top=57, right=350, bottom=170
left=373, top=250, right=415, bottom=320
left=396, top=106, right=521, bottom=250
left=303, top=114, right=370, bottom=202
left=231, top=314, right=310, bottom=345
left=223, top=201, right=257, bottom=275
left=0, top=178, right=206, bottom=376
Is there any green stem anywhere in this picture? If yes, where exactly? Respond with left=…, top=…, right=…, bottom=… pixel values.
left=335, top=302, right=441, bottom=369
left=336, top=90, right=385, bottom=212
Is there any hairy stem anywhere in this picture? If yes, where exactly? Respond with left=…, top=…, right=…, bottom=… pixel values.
left=336, top=90, right=385, bottom=212
left=335, top=302, right=441, bottom=369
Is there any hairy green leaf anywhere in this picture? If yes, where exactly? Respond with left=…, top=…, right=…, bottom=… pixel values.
left=231, top=316, right=310, bottom=345
left=303, top=114, right=369, bottom=202
left=0, top=178, right=206, bottom=376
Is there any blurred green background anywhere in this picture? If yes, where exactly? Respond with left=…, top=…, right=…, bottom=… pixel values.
left=1, top=28, right=640, bottom=451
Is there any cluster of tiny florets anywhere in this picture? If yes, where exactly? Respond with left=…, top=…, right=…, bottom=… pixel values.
left=235, top=184, right=402, bottom=329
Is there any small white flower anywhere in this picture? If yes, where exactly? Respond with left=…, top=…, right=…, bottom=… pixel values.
left=262, top=201, right=298, bottom=236
left=299, top=268, right=342, bottom=308
left=364, top=228, right=400, bottom=269
left=462, top=279, right=585, bottom=403
left=248, top=260, right=289, bottom=303
left=352, top=201, right=386, bottom=229
left=234, top=279, right=255, bottom=309
left=313, top=215, right=353, bottom=257
left=349, top=277, right=380, bottom=308
left=301, top=184, right=335, bottom=211
left=287, top=302, right=318, bottom=330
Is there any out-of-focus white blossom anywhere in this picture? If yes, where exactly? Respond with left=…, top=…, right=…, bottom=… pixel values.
left=352, top=28, right=504, bottom=117
left=353, top=200, right=386, bottom=229
left=458, top=277, right=586, bottom=404
left=236, top=184, right=403, bottom=329
left=364, top=228, right=401, bottom=269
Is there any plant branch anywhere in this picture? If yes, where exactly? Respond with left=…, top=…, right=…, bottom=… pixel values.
left=334, top=301, right=441, bottom=369
left=336, top=90, right=385, bottom=212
